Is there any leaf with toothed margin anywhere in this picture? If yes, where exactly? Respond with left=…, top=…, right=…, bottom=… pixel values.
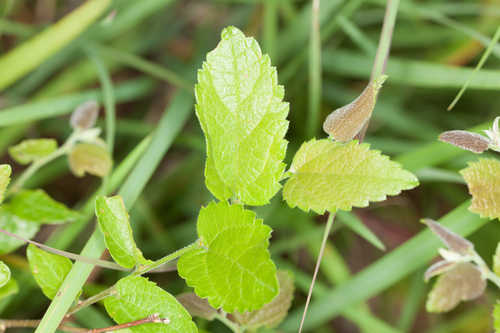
left=0, top=165, right=11, bottom=204
left=460, top=158, right=500, bottom=220
left=195, top=26, right=289, bottom=206
left=103, top=275, right=198, bottom=333
left=177, top=201, right=279, bottom=313
left=283, top=139, right=419, bottom=214
left=27, top=244, right=72, bottom=299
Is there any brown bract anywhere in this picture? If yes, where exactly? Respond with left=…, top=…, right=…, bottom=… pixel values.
left=438, top=130, right=490, bottom=154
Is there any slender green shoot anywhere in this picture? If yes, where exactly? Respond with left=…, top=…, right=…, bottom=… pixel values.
left=307, top=0, right=322, bottom=138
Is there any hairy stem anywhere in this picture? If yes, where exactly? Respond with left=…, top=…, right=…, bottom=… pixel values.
left=298, top=212, right=336, bottom=333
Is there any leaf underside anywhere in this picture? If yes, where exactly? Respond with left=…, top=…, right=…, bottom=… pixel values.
left=195, top=26, right=289, bottom=206
left=178, top=201, right=279, bottom=313
left=283, top=139, right=419, bottom=214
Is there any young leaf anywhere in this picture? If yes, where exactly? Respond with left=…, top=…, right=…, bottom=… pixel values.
left=70, top=100, right=99, bottom=130
left=424, top=260, right=456, bottom=282
left=0, top=207, right=40, bottom=254
left=494, top=243, right=500, bottom=277
left=283, top=139, right=419, bottom=214
left=460, top=158, right=500, bottom=220
left=233, top=270, right=294, bottom=329
left=8, top=139, right=58, bottom=165
left=26, top=244, right=72, bottom=299
left=178, top=201, right=279, bottom=313
left=103, top=275, right=197, bottom=333
left=95, top=196, right=149, bottom=269
left=7, top=189, right=80, bottom=224
left=438, top=130, right=490, bottom=154
left=0, top=165, right=11, bottom=204
left=423, top=219, right=474, bottom=255
left=426, top=262, right=486, bottom=313
left=177, top=292, right=218, bottom=321
left=323, top=75, right=387, bottom=142
left=0, top=278, right=18, bottom=300
left=195, top=26, right=289, bottom=206
left=0, top=261, right=11, bottom=288
left=69, top=143, right=112, bottom=178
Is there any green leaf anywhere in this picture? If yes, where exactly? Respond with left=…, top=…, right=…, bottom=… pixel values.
left=69, top=143, right=112, bottom=178
left=103, top=275, right=197, bottom=333
left=426, top=262, right=486, bottom=313
left=494, top=243, right=500, bottom=277
left=8, top=139, right=58, bottom=165
left=95, top=195, right=149, bottom=269
left=460, top=158, right=500, bottom=220
left=178, top=201, right=278, bottom=313
left=195, top=26, right=289, bottom=205
left=0, top=165, right=11, bottom=204
left=26, top=244, right=73, bottom=299
left=7, top=189, right=80, bottom=224
left=0, top=278, right=19, bottom=300
left=0, top=261, right=11, bottom=288
left=0, top=206, right=39, bottom=254
left=233, top=270, right=294, bottom=329
left=283, top=139, right=419, bottom=214
left=494, top=303, right=500, bottom=333
left=177, top=293, right=218, bottom=321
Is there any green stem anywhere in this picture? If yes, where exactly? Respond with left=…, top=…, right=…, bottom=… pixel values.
left=135, top=242, right=201, bottom=275
left=307, top=0, right=322, bottom=138
left=263, top=0, right=278, bottom=59
left=298, top=212, right=336, bottom=333
left=214, top=313, right=244, bottom=333
left=66, top=287, right=117, bottom=317
left=471, top=252, right=500, bottom=288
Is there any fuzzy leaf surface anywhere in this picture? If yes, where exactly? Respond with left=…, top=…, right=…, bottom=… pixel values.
left=178, top=201, right=278, bottom=313
left=0, top=165, right=11, bottom=204
left=460, top=158, right=500, bottom=220
left=195, top=26, right=289, bottom=205
left=104, top=275, right=197, bottom=333
left=27, top=244, right=72, bottom=299
left=7, top=189, right=80, bottom=224
left=8, top=139, right=57, bottom=165
left=283, top=139, right=419, bottom=214
left=233, top=270, right=294, bottom=329
left=0, top=207, right=39, bottom=254
left=95, top=196, right=149, bottom=269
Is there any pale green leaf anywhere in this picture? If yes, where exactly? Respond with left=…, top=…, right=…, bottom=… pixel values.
left=177, top=292, right=218, bottom=321
left=460, top=158, right=500, bottom=220
left=426, top=262, right=486, bottom=313
left=8, top=139, right=58, bottom=165
left=494, top=243, right=500, bottom=277
left=233, top=270, right=294, bottom=329
left=7, top=189, right=80, bottom=224
left=283, top=139, right=419, bottom=214
left=0, top=165, right=11, bottom=204
left=69, top=143, right=112, bottom=178
left=178, top=201, right=278, bottom=313
left=27, top=244, right=72, bottom=299
left=95, top=195, right=149, bottom=269
left=0, top=261, right=11, bottom=288
left=0, top=206, right=39, bottom=254
left=104, top=275, right=197, bottom=333
left=494, top=303, right=500, bottom=333
left=0, top=278, right=18, bottom=300
left=195, top=26, right=289, bottom=205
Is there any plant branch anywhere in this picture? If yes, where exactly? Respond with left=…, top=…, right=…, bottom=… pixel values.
left=298, top=212, right=336, bottom=333
left=66, top=287, right=117, bottom=317
left=134, top=241, right=201, bottom=275
left=215, top=313, right=243, bottom=333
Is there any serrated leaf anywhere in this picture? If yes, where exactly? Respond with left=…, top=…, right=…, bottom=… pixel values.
left=423, top=219, right=474, bottom=255
left=494, top=243, right=500, bottom=277
left=7, top=189, right=80, bottom=224
left=323, top=75, right=387, bottom=142
left=70, top=100, right=99, bottom=130
left=195, top=26, right=289, bottom=206
left=95, top=196, right=149, bottom=269
left=0, top=261, right=10, bottom=288
left=438, top=130, right=490, bottom=154
left=283, top=139, right=419, bottom=214
left=460, top=158, right=500, bottom=220
left=177, top=293, right=218, bottom=320
left=0, top=206, right=39, bottom=254
left=69, top=143, right=112, bottom=178
left=426, top=262, right=486, bottom=313
left=0, top=165, right=11, bottom=204
left=178, top=201, right=278, bottom=313
left=0, top=278, right=18, bottom=300
left=8, top=139, right=58, bottom=165
left=104, top=275, right=197, bottom=333
left=233, top=270, right=294, bottom=329
left=27, top=244, right=72, bottom=299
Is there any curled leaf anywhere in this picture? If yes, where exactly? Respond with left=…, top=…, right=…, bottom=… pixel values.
left=423, top=219, right=473, bottom=255
left=426, top=262, right=486, bottom=313
left=8, top=139, right=58, bottom=165
left=69, top=143, right=112, bottom=178
left=0, top=165, right=11, bottom=204
left=70, top=100, right=99, bottom=130
left=0, top=261, right=10, bottom=288
left=323, top=75, right=387, bottom=142
left=460, top=158, right=500, bottom=220
left=438, top=130, right=490, bottom=154
left=424, top=260, right=456, bottom=282
left=177, top=292, right=218, bottom=320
